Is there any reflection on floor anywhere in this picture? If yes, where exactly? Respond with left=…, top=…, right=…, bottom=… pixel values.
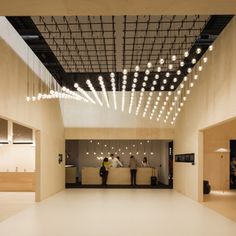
left=0, top=189, right=236, bottom=236
left=203, top=190, right=236, bottom=222
left=0, top=192, right=35, bottom=222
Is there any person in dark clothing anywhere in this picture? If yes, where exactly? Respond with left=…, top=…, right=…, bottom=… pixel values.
left=101, top=157, right=109, bottom=185
left=129, top=155, right=137, bottom=186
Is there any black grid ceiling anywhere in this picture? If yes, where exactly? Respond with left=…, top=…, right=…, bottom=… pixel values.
left=33, top=16, right=116, bottom=73
left=7, top=15, right=233, bottom=91
left=32, top=15, right=208, bottom=73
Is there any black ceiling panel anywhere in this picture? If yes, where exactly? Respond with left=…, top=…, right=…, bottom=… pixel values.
left=7, top=15, right=233, bottom=92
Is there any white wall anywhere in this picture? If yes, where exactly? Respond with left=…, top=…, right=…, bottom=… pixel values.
left=60, top=92, right=172, bottom=128
left=174, top=17, right=236, bottom=201
left=0, top=144, right=35, bottom=172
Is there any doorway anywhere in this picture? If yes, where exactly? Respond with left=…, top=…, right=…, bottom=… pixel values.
left=0, top=118, right=36, bottom=221
left=230, top=140, right=236, bottom=189
left=168, top=141, right=173, bottom=188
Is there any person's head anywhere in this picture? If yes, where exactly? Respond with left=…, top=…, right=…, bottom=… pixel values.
left=143, top=157, right=147, bottom=163
left=130, top=155, right=134, bottom=159
left=110, top=153, right=114, bottom=159
left=117, top=156, right=120, bottom=160
left=103, top=157, right=108, bottom=163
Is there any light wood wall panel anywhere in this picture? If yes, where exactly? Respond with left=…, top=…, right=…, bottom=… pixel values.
left=174, top=17, right=236, bottom=201
left=0, top=0, right=236, bottom=15
left=203, top=119, right=236, bottom=190
left=0, top=38, right=65, bottom=200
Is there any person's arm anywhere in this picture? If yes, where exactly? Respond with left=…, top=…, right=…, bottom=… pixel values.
left=117, top=159, right=123, bottom=167
left=109, top=160, right=113, bottom=168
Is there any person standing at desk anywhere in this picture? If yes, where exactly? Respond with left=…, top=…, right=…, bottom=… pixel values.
left=129, top=156, right=137, bottom=186
left=100, top=157, right=110, bottom=186
left=110, top=154, right=123, bottom=168
left=141, top=157, right=150, bottom=167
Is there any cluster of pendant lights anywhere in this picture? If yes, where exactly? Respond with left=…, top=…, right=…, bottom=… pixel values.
left=26, top=45, right=213, bottom=125
left=85, top=140, right=155, bottom=160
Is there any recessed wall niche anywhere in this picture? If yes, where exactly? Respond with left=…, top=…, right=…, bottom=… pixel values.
left=13, top=123, right=33, bottom=144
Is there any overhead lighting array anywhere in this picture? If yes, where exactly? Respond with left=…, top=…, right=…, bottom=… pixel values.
left=156, top=91, right=172, bottom=122
left=121, top=69, right=128, bottom=112
left=135, top=62, right=154, bottom=116
left=26, top=90, right=83, bottom=102
left=26, top=81, right=91, bottom=103
left=74, top=83, right=96, bottom=104
left=25, top=65, right=95, bottom=104
left=86, top=79, right=103, bottom=106
left=110, top=72, right=117, bottom=110
left=149, top=92, right=162, bottom=120
left=132, top=45, right=213, bottom=124
left=98, top=76, right=110, bottom=108
left=62, top=86, right=88, bottom=102
left=128, top=66, right=140, bottom=114
left=141, top=62, right=156, bottom=118
left=26, top=42, right=214, bottom=126
left=143, top=57, right=177, bottom=118
left=159, top=45, right=213, bottom=125
left=85, top=140, right=156, bottom=158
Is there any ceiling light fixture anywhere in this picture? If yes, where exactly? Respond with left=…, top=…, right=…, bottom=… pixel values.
left=110, top=73, right=117, bottom=110
left=121, top=70, right=127, bottom=112
left=98, top=76, right=110, bottom=108
left=86, top=79, right=103, bottom=106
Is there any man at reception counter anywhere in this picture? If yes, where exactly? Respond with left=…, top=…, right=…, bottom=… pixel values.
left=110, top=154, right=123, bottom=168
left=129, top=156, right=137, bottom=186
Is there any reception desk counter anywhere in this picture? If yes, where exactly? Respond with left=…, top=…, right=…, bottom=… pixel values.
left=65, top=165, right=77, bottom=183
left=81, top=167, right=157, bottom=185
left=0, top=172, right=35, bottom=192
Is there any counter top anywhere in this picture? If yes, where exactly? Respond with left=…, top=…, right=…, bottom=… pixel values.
left=81, top=167, right=157, bottom=185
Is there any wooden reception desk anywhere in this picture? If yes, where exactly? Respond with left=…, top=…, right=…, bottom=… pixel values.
left=81, top=167, right=156, bottom=185
left=0, top=172, right=35, bottom=192
left=65, top=166, right=77, bottom=183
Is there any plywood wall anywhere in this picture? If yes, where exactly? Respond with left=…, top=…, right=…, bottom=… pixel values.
left=174, top=17, right=236, bottom=201
left=203, top=119, right=236, bottom=190
left=0, top=38, right=65, bottom=201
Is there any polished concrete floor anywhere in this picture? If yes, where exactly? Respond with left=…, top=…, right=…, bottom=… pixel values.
left=203, top=190, right=236, bottom=222
left=0, top=189, right=236, bottom=235
left=0, top=192, right=35, bottom=222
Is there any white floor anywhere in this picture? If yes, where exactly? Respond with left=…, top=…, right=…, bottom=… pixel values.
left=0, top=192, right=35, bottom=222
left=203, top=190, right=236, bottom=222
left=0, top=189, right=236, bottom=236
